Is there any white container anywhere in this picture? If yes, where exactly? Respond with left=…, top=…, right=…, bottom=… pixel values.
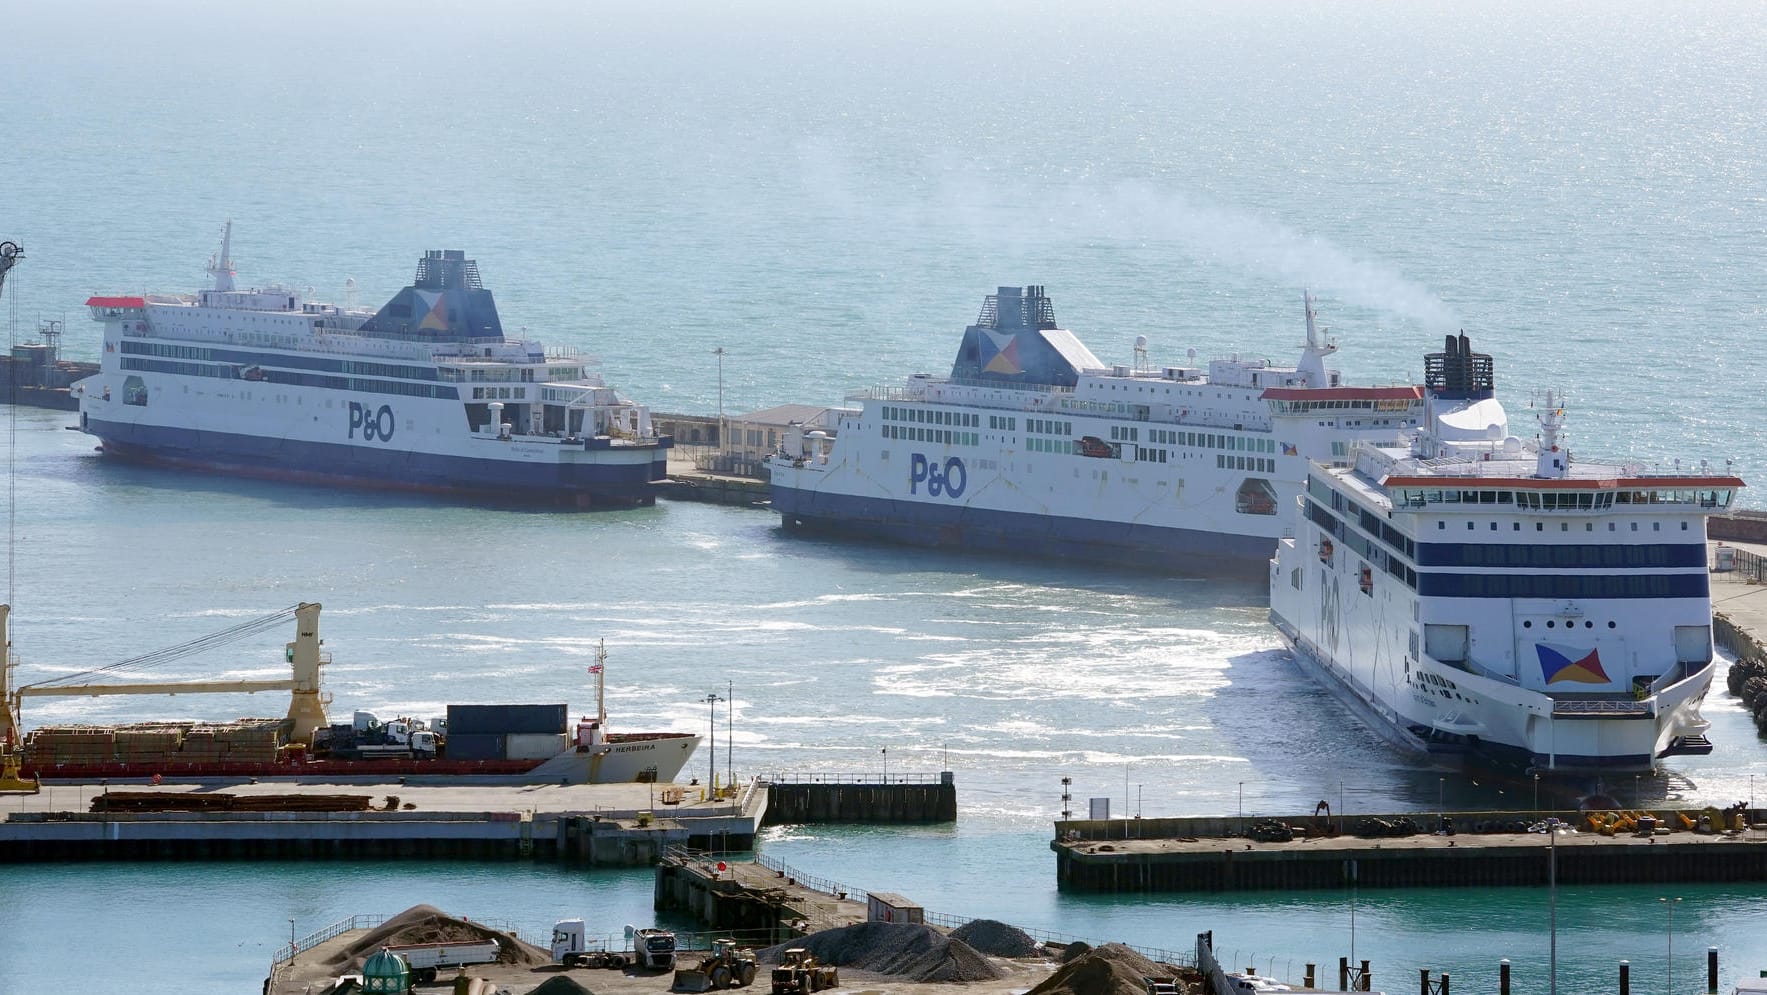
left=505, top=732, right=569, bottom=760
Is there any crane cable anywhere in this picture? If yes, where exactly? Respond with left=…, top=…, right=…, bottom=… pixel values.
left=22, top=604, right=304, bottom=689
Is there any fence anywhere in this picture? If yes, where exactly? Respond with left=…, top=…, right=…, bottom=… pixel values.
left=763, top=771, right=947, bottom=785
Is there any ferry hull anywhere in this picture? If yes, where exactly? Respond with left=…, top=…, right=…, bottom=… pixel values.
left=773, top=483, right=1274, bottom=573
left=88, top=416, right=668, bottom=507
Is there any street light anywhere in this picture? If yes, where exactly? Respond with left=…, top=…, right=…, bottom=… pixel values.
left=1238, top=781, right=1244, bottom=835
left=712, top=347, right=726, bottom=452
left=1547, top=819, right=1560, bottom=995
left=1660, top=897, right=1682, bottom=995
left=880, top=746, right=888, bottom=782
left=726, top=678, right=735, bottom=796
left=704, top=692, right=724, bottom=793
left=1534, top=772, right=1541, bottom=814
left=1438, top=777, right=1445, bottom=824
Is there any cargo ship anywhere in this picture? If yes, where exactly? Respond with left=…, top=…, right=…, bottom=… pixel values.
left=0, top=603, right=700, bottom=784
left=74, top=224, right=671, bottom=506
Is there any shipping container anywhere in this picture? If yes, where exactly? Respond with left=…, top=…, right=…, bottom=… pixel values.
left=504, top=733, right=568, bottom=760
left=445, top=704, right=568, bottom=736
left=444, top=733, right=505, bottom=762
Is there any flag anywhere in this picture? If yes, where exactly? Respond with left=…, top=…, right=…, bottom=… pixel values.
left=587, top=664, right=603, bottom=674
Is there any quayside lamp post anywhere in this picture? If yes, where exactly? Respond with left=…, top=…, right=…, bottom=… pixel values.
left=713, top=346, right=726, bottom=451
left=1660, top=896, right=1682, bottom=995
left=705, top=691, right=724, bottom=793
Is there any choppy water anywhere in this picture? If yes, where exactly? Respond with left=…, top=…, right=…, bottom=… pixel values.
left=3, top=1, right=1767, bottom=991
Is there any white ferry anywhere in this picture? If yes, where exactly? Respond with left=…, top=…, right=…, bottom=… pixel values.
left=1270, top=334, right=1740, bottom=773
left=769, top=285, right=1429, bottom=571
left=75, top=226, right=670, bottom=506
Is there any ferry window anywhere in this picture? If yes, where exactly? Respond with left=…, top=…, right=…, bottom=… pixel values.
left=1561, top=523, right=1569, bottom=531
left=1438, top=522, right=1445, bottom=530
left=1609, top=523, right=1616, bottom=531
left=1631, top=523, right=1638, bottom=531
left=1467, top=522, right=1474, bottom=530
left=1653, top=522, right=1661, bottom=531
left=1513, top=523, right=1521, bottom=531
left=1490, top=522, right=1497, bottom=530
left=1586, top=523, right=1593, bottom=531
left=1681, top=522, right=1688, bottom=530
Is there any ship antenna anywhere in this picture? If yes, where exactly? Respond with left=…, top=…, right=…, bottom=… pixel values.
left=1297, top=289, right=1336, bottom=387
left=207, top=220, right=236, bottom=293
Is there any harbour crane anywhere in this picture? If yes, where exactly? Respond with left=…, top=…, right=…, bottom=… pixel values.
left=0, top=602, right=333, bottom=751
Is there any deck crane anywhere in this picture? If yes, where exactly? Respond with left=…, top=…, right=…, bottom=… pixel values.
left=0, top=602, right=333, bottom=752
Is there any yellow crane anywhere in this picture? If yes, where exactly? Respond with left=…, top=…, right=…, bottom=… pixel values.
left=0, top=602, right=333, bottom=759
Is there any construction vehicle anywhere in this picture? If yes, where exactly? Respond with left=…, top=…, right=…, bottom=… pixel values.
left=675, top=938, right=759, bottom=991
left=770, top=948, right=838, bottom=995
left=551, top=918, right=625, bottom=969
left=311, top=711, right=441, bottom=760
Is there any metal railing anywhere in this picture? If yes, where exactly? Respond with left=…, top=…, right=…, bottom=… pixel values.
left=762, top=772, right=946, bottom=785
left=754, top=852, right=872, bottom=905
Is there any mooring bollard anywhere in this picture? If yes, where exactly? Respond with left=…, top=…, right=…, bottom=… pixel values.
left=1499, top=958, right=1511, bottom=995
left=1619, top=959, right=1630, bottom=995
left=1362, top=959, right=1372, bottom=992
left=1340, top=957, right=1350, bottom=992
left=1441, top=972, right=1449, bottom=995
left=1708, top=946, right=1719, bottom=993
left=1305, top=964, right=1316, bottom=989
left=1420, top=968, right=1430, bottom=995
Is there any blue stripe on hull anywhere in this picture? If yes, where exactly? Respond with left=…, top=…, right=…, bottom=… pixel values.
left=89, top=418, right=667, bottom=507
left=772, top=483, right=1273, bottom=573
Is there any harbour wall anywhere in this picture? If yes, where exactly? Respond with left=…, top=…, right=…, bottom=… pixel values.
left=1053, top=812, right=1767, bottom=892
left=761, top=773, right=957, bottom=825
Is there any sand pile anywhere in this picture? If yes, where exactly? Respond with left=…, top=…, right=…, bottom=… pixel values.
left=760, top=922, right=1003, bottom=982
left=1027, top=943, right=1187, bottom=995
left=949, top=920, right=1042, bottom=958
left=330, top=904, right=553, bottom=970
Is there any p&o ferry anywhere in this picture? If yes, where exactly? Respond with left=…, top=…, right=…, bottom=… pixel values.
left=76, top=225, right=670, bottom=506
left=1269, top=334, right=1740, bottom=773
left=769, top=285, right=1429, bottom=572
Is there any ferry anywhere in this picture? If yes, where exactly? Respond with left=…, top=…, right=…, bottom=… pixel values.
left=1269, top=334, right=1740, bottom=773
left=0, top=603, right=701, bottom=785
left=767, top=285, right=1430, bottom=572
left=75, top=225, right=670, bottom=506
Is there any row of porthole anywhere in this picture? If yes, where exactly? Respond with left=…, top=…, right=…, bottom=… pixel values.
left=1521, top=620, right=1618, bottom=629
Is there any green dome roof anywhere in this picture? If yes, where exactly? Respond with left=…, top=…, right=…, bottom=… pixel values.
left=362, top=948, right=409, bottom=991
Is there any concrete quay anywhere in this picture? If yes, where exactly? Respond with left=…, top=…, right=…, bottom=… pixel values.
left=1052, top=812, right=1767, bottom=892
left=0, top=777, right=766, bottom=866
left=660, top=454, right=770, bottom=507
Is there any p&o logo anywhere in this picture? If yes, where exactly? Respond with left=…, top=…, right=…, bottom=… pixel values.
left=349, top=401, right=397, bottom=442
left=909, top=453, right=967, bottom=499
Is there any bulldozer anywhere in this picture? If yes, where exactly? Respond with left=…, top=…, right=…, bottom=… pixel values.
left=770, top=948, right=837, bottom=995
left=674, top=938, right=759, bottom=992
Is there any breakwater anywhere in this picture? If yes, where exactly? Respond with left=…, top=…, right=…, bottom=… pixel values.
left=1052, top=812, right=1767, bottom=892
left=761, top=772, right=956, bottom=825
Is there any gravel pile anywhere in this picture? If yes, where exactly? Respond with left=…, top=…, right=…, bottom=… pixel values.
left=526, top=977, right=598, bottom=995
left=1028, top=943, right=1185, bottom=995
left=949, top=920, right=1042, bottom=958
left=760, top=922, right=1002, bottom=982
left=330, top=904, right=553, bottom=970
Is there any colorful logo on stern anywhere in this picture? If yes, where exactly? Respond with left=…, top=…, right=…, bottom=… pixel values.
left=1536, top=643, right=1610, bottom=684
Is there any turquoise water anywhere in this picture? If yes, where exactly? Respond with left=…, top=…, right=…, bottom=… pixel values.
left=4, top=1, right=1767, bottom=992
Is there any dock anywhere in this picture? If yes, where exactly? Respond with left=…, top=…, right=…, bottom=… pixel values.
left=0, top=777, right=767, bottom=866
left=1052, top=811, right=1767, bottom=892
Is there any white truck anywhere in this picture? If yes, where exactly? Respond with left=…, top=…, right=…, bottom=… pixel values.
left=382, top=939, right=502, bottom=985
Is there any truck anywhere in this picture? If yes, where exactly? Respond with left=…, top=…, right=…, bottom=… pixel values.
left=551, top=918, right=627, bottom=969
left=770, top=949, right=838, bottom=995
left=632, top=926, right=679, bottom=970
left=382, top=939, right=502, bottom=985
left=1144, top=978, right=1181, bottom=995
left=311, top=711, right=441, bottom=761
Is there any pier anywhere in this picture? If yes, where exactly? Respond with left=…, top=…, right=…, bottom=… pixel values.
left=762, top=772, right=957, bottom=825
left=0, top=777, right=767, bottom=867
left=1052, top=811, right=1767, bottom=892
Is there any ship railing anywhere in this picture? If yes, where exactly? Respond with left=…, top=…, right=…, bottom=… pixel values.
left=1550, top=698, right=1654, bottom=717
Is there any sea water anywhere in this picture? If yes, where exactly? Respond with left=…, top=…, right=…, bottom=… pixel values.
left=3, top=1, right=1767, bottom=991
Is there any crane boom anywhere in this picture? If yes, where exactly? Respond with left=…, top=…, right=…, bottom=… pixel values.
left=18, top=679, right=296, bottom=698
left=1, top=603, right=330, bottom=746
